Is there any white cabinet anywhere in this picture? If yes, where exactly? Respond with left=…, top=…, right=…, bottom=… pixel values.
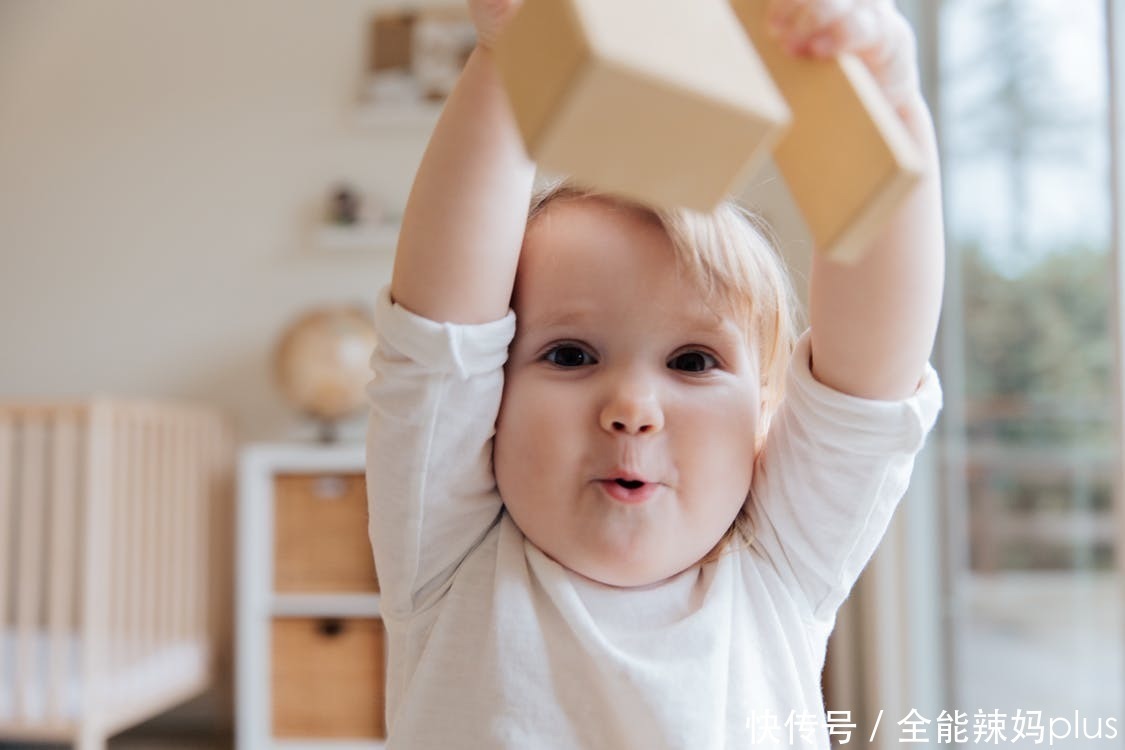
left=237, top=443, right=385, bottom=749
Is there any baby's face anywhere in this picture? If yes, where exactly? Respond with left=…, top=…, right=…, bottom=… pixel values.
left=494, top=197, right=762, bottom=588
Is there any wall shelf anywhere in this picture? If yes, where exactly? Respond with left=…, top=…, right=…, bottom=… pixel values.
left=315, top=223, right=399, bottom=253
left=272, top=593, right=382, bottom=618
left=354, top=100, right=442, bottom=129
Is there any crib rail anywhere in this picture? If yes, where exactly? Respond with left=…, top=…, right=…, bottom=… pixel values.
left=0, top=398, right=233, bottom=732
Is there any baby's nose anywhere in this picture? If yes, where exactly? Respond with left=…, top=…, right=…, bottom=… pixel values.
left=599, top=387, right=664, bottom=435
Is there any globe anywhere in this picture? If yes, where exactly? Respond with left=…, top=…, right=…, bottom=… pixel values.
left=273, top=305, right=377, bottom=440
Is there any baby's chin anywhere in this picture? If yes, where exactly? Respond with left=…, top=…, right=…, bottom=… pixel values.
left=536, top=536, right=713, bottom=589
left=573, top=562, right=691, bottom=589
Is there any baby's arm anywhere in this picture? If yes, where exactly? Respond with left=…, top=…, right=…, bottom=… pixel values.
left=367, top=2, right=533, bottom=618
left=769, top=0, right=944, bottom=399
left=745, top=2, right=944, bottom=620
left=390, top=0, right=535, bottom=324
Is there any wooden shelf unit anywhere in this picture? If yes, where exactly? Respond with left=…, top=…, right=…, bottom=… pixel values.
left=237, top=443, right=385, bottom=749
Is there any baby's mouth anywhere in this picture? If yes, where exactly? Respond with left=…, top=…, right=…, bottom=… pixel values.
left=598, top=477, right=658, bottom=504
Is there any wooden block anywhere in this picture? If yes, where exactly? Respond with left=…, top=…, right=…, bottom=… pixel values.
left=732, top=0, right=925, bottom=262
left=494, top=0, right=790, bottom=212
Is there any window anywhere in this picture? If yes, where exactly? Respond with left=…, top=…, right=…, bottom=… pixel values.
left=935, top=0, right=1121, bottom=743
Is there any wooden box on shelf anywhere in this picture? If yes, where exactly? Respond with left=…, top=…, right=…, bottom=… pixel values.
left=238, top=443, right=385, bottom=749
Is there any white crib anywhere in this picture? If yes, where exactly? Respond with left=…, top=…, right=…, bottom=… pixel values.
left=0, top=399, right=233, bottom=749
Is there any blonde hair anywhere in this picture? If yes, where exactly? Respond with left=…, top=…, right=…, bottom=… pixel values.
left=526, top=180, right=801, bottom=561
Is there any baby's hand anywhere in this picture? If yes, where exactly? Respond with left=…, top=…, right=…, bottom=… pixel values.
left=469, top=0, right=522, bottom=51
left=767, top=0, right=920, bottom=108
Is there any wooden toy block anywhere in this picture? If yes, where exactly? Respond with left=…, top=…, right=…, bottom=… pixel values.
left=493, top=0, right=791, bottom=212
left=732, top=0, right=925, bottom=262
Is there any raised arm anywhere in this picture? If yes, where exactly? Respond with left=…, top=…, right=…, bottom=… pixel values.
left=770, top=0, right=945, bottom=400
left=368, top=2, right=534, bottom=617
left=390, top=1, right=535, bottom=325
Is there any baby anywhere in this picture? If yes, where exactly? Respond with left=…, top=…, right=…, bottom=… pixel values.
left=366, top=0, right=944, bottom=747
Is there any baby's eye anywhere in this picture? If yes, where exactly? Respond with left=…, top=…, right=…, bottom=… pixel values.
left=544, top=344, right=597, bottom=368
left=668, top=351, right=717, bottom=373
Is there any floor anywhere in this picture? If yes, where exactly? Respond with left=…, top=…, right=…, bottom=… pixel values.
left=0, top=732, right=230, bottom=750
left=958, top=571, right=1121, bottom=750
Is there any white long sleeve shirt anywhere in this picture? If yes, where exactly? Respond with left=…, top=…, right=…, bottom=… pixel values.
left=366, top=286, right=942, bottom=749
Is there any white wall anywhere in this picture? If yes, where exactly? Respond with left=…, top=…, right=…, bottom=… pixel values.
left=1, top=0, right=418, bottom=442
left=0, top=0, right=811, bottom=445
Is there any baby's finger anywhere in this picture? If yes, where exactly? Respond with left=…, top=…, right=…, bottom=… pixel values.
left=856, top=11, right=919, bottom=105
left=766, top=0, right=810, bottom=34
left=817, top=8, right=919, bottom=104
left=832, top=1, right=888, bottom=52
left=468, top=0, right=522, bottom=49
left=785, top=0, right=853, bottom=44
left=796, top=1, right=891, bottom=59
left=771, top=0, right=919, bottom=106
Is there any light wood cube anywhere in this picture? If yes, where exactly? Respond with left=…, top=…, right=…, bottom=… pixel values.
left=494, top=0, right=791, bottom=212
left=733, top=0, right=925, bottom=262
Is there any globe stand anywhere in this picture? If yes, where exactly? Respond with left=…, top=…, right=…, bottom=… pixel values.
left=316, top=418, right=340, bottom=444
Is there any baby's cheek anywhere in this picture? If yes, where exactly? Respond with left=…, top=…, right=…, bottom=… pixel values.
left=697, top=402, right=757, bottom=484
left=495, top=379, right=561, bottom=484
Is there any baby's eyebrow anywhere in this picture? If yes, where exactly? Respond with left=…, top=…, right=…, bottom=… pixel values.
left=668, top=309, right=737, bottom=337
left=521, top=306, right=742, bottom=346
left=686, top=317, right=734, bottom=335
left=527, top=308, right=737, bottom=334
left=525, top=308, right=596, bottom=330
left=687, top=324, right=746, bottom=351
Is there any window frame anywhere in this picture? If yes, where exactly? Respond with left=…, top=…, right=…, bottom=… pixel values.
left=853, top=3, right=1125, bottom=747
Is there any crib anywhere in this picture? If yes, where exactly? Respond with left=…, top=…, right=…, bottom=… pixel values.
left=0, top=398, right=234, bottom=750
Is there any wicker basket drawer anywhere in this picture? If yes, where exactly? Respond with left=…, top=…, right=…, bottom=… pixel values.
left=271, top=616, right=386, bottom=738
left=273, top=472, right=379, bottom=593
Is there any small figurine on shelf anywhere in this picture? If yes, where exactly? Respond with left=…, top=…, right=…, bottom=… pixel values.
left=326, top=182, right=386, bottom=230
left=329, top=183, right=362, bottom=226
